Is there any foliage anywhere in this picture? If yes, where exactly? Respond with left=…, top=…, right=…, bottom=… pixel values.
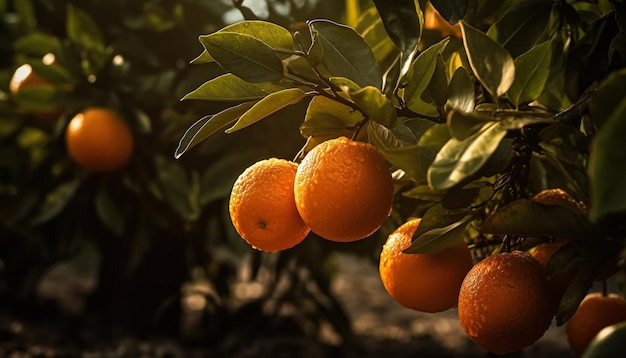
left=0, top=0, right=349, bottom=348
left=180, top=0, right=626, bottom=329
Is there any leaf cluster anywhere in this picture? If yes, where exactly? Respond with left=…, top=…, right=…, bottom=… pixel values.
left=180, top=0, right=626, bottom=323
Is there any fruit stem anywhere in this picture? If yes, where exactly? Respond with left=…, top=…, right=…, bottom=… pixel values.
left=602, top=279, right=608, bottom=297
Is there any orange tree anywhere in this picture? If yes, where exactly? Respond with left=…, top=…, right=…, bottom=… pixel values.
left=0, top=0, right=350, bottom=349
left=177, top=0, right=626, bottom=354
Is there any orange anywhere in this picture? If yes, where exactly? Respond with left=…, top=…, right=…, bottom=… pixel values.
left=424, top=1, right=462, bottom=39
left=566, top=293, right=626, bottom=356
left=531, top=238, right=577, bottom=313
left=65, top=107, right=134, bottom=172
left=379, top=218, right=474, bottom=313
left=9, top=63, right=63, bottom=122
left=294, top=136, right=394, bottom=242
left=229, top=158, right=310, bottom=252
left=458, top=250, right=553, bottom=355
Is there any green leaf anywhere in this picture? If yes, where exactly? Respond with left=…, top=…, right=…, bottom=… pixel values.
left=175, top=102, right=256, bottom=158
left=309, top=20, right=382, bottom=89
left=404, top=38, right=450, bottom=114
left=418, top=123, right=451, bottom=150
left=430, top=0, right=467, bottom=24
left=479, top=199, right=597, bottom=238
left=182, top=73, right=285, bottom=102
left=348, top=86, right=397, bottom=127
left=460, top=21, right=515, bottom=101
left=95, top=188, right=124, bottom=236
left=225, top=88, right=309, bottom=133
left=66, top=4, right=105, bottom=51
left=13, top=32, right=59, bottom=56
left=301, top=95, right=364, bottom=137
left=589, top=69, right=626, bottom=130
left=507, top=41, right=552, bottom=108
left=357, top=8, right=399, bottom=65
left=219, top=20, right=295, bottom=52
left=486, top=0, right=553, bottom=58
left=30, top=179, right=81, bottom=225
left=425, top=55, right=449, bottom=109
left=372, top=0, right=422, bottom=86
left=447, top=109, right=493, bottom=140
left=190, top=50, right=214, bottom=64
left=588, top=98, right=626, bottom=222
left=368, top=120, right=437, bottom=184
left=447, top=66, right=475, bottom=112
left=428, top=121, right=507, bottom=190
left=199, top=32, right=284, bottom=83
left=403, top=204, right=470, bottom=254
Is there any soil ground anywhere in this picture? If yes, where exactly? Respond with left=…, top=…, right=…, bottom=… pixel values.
left=0, top=252, right=580, bottom=357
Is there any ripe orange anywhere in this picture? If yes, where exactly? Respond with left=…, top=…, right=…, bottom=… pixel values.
left=294, top=136, right=394, bottom=242
left=379, top=218, right=474, bottom=313
left=65, top=107, right=134, bottom=172
left=566, top=293, right=626, bottom=356
left=424, top=1, right=462, bottom=39
left=458, top=250, right=553, bottom=355
left=531, top=238, right=576, bottom=312
left=9, top=63, right=63, bottom=122
left=229, top=158, right=310, bottom=252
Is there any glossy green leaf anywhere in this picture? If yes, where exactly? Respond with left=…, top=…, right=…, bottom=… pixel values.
left=199, top=32, right=284, bottom=83
left=508, top=41, right=552, bottom=108
left=357, top=8, right=398, bottom=65
left=220, top=20, right=294, bottom=52
left=430, top=0, right=467, bottom=24
left=405, top=38, right=450, bottom=114
left=589, top=69, right=626, bottom=130
left=348, top=86, right=397, bottom=127
left=225, top=88, right=309, bottom=133
left=461, top=21, right=515, bottom=101
left=182, top=73, right=285, bottom=102
left=175, top=102, right=256, bottom=158
left=301, top=96, right=365, bottom=137
left=190, top=50, right=214, bottom=64
left=428, top=121, right=507, bottom=190
left=479, top=199, right=597, bottom=238
left=309, top=20, right=382, bottom=89
left=447, top=66, right=474, bottom=112
left=588, top=98, right=626, bottom=222
left=402, top=184, right=445, bottom=202
left=425, top=55, right=449, bottom=109
left=372, top=0, right=422, bottom=86
left=404, top=204, right=471, bottom=254
left=192, top=20, right=295, bottom=64
left=368, top=120, right=437, bottom=184
left=329, top=77, right=362, bottom=93
left=487, top=0, right=553, bottom=58
left=418, top=123, right=451, bottom=150
left=447, top=109, right=493, bottom=140
left=66, top=3, right=105, bottom=51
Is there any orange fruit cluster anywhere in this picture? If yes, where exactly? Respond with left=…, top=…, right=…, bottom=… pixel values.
left=229, top=136, right=394, bottom=251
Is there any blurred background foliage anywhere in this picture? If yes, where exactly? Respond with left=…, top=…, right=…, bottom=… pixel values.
left=0, top=0, right=368, bottom=352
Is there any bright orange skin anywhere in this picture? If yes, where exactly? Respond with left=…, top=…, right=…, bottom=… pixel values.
left=294, top=137, right=394, bottom=242
left=379, top=218, right=474, bottom=313
left=458, top=251, right=553, bottom=355
left=566, top=293, right=626, bottom=356
left=65, top=107, right=134, bottom=172
left=229, top=158, right=310, bottom=252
